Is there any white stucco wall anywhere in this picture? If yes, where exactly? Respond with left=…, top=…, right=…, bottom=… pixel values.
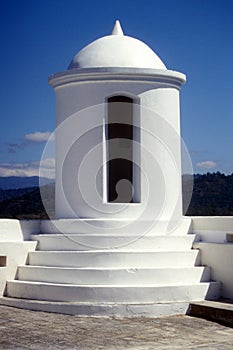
left=50, top=69, right=185, bottom=224
left=194, top=242, right=233, bottom=299
left=190, top=216, right=233, bottom=242
left=0, top=219, right=40, bottom=241
left=0, top=220, right=38, bottom=296
left=0, top=241, right=37, bottom=296
left=191, top=216, right=233, bottom=299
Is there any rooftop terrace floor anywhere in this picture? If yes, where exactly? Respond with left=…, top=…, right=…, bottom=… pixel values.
left=0, top=305, right=233, bottom=349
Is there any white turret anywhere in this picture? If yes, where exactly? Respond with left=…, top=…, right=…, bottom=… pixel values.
left=49, top=21, right=185, bottom=232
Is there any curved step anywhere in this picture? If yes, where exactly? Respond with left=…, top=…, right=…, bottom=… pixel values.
left=6, top=280, right=220, bottom=303
left=0, top=296, right=191, bottom=317
left=0, top=296, right=190, bottom=317
left=28, top=250, right=200, bottom=268
left=31, top=234, right=196, bottom=251
left=17, top=266, right=211, bottom=285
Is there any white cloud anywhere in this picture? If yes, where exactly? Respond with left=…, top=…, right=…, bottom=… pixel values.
left=39, top=158, right=55, bottom=178
left=25, top=132, right=54, bottom=143
left=196, top=161, right=217, bottom=169
left=40, top=158, right=55, bottom=169
left=8, top=131, right=54, bottom=154
left=0, top=158, right=55, bottom=179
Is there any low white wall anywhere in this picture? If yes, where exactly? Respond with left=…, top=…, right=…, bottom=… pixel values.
left=194, top=242, right=233, bottom=299
left=0, top=241, right=37, bottom=296
left=190, top=216, right=233, bottom=243
left=0, top=220, right=39, bottom=296
left=0, top=219, right=40, bottom=241
left=191, top=217, right=233, bottom=299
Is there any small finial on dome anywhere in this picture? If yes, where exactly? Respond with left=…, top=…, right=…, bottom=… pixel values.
left=111, top=20, right=124, bottom=36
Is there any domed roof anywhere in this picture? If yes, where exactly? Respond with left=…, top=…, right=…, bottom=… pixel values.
left=68, top=21, right=166, bottom=70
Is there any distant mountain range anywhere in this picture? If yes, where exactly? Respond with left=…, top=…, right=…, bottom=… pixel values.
left=0, top=176, right=54, bottom=190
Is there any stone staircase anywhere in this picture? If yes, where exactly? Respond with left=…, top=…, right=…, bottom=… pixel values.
left=0, top=219, right=221, bottom=317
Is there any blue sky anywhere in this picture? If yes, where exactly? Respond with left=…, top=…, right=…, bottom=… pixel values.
left=0, top=0, right=233, bottom=177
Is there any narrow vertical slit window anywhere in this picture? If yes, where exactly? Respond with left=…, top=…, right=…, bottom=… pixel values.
left=107, top=96, right=134, bottom=203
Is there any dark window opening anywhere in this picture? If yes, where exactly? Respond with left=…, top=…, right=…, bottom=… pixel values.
left=107, top=96, right=134, bottom=203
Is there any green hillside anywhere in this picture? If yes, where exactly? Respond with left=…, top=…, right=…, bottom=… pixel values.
left=0, top=184, right=55, bottom=219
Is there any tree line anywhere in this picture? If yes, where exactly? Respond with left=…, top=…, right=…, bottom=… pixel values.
left=0, top=172, right=233, bottom=219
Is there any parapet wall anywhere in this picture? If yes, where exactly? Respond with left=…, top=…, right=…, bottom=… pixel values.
left=0, top=219, right=40, bottom=242
left=190, top=216, right=233, bottom=299
left=0, top=220, right=39, bottom=296
left=190, top=216, right=233, bottom=242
